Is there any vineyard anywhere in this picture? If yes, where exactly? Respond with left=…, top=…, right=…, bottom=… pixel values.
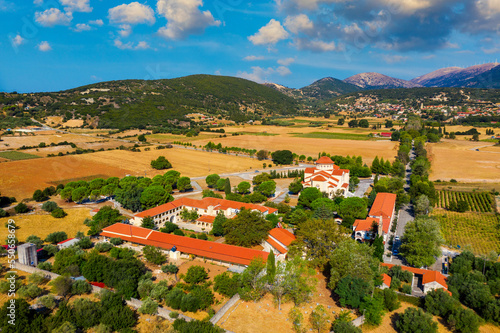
left=435, top=190, right=495, bottom=212
left=432, top=209, right=500, bottom=255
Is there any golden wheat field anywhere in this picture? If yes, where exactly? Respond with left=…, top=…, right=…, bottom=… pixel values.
left=0, top=208, right=90, bottom=243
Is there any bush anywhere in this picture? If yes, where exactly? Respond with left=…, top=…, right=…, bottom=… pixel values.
left=43, top=244, right=59, bottom=256
left=18, top=283, right=43, bottom=299
left=138, top=297, right=158, bottom=315
left=77, top=237, right=93, bottom=249
left=14, top=203, right=29, bottom=213
left=28, top=272, right=49, bottom=285
left=95, top=242, right=113, bottom=252
left=173, top=229, right=185, bottom=236
left=25, top=235, right=44, bottom=248
left=197, top=233, right=208, bottom=240
left=33, top=189, right=49, bottom=202
left=109, top=237, right=123, bottom=245
left=42, top=201, right=59, bottom=212
left=38, top=294, right=57, bottom=309
left=169, top=311, right=179, bottom=319
left=45, top=231, right=68, bottom=244
left=143, top=245, right=166, bottom=265
left=184, top=266, right=209, bottom=285
left=0, top=209, right=7, bottom=218
left=396, top=308, right=438, bottom=333
left=50, top=275, right=73, bottom=296
left=38, top=261, right=53, bottom=271
left=447, top=307, right=481, bottom=333
left=160, top=221, right=179, bottom=233
left=51, top=208, right=67, bottom=218
left=382, top=288, right=400, bottom=311
left=71, top=280, right=92, bottom=295
left=151, top=156, right=172, bottom=170
left=402, top=284, right=412, bottom=295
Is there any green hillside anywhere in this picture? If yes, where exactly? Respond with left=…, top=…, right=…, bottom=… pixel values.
left=0, top=75, right=299, bottom=130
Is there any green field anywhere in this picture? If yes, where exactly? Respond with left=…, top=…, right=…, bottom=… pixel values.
left=239, top=131, right=278, bottom=136
left=436, top=190, right=496, bottom=212
left=432, top=209, right=500, bottom=255
left=293, top=131, right=373, bottom=140
left=0, top=151, right=41, bottom=161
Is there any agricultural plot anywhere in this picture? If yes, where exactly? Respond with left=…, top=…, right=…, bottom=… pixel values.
left=0, top=151, right=40, bottom=161
left=436, top=190, right=496, bottom=212
left=432, top=209, right=500, bottom=255
left=293, top=131, right=373, bottom=140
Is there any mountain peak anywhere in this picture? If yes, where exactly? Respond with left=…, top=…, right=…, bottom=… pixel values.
left=344, top=72, right=420, bottom=89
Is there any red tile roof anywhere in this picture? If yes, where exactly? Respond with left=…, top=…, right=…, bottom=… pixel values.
left=312, top=175, right=327, bottom=182
left=269, top=228, right=296, bottom=247
left=100, top=223, right=269, bottom=266
left=316, top=156, right=334, bottom=164
left=382, top=273, right=392, bottom=287
left=135, top=197, right=278, bottom=218
left=197, top=215, right=216, bottom=224
left=370, top=193, right=396, bottom=218
left=265, top=237, right=287, bottom=254
left=341, top=183, right=349, bottom=188
left=305, top=168, right=316, bottom=173
left=353, top=217, right=379, bottom=232
left=381, top=263, right=448, bottom=289
left=57, top=238, right=74, bottom=245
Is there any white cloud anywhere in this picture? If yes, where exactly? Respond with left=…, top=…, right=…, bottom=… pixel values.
left=476, top=0, right=500, bottom=18
left=277, top=57, right=295, bottom=66
left=284, top=14, right=314, bottom=34
left=383, top=0, right=432, bottom=15
left=294, top=38, right=336, bottom=52
left=244, top=55, right=266, bottom=61
left=237, top=65, right=291, bottom=83
left=11, top=34, right=24, bottom=47
left=482, top=47, right=500, bottom=54
left=108, top=2, right=155, bottom=25
left=382, top=54, right=409, bottom=63
left=89, top=19, right=104, bottom=26
left=35, top=8, right=72, bottom=27
left=118, top=24, right=132, bottom=37
left=114, top=38, right=150, bottom=50
left=60, top=0, right=92, bottom=13
left=249, top=19, right=289, bottom=45
left=422, top=54, right=435, bottom=59
left=73, top=23, right=91, bottom=32
left=33, top=0, right=43, bottom=5
left=38, top=41, right=52, bottom=51
left=157, top=0, right=221, bottom=40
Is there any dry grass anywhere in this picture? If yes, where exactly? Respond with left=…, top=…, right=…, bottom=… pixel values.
left=0, top=208, right=90, bottom=243
left=428, top=140, right=500, bottom=182
left=0, top=133, right=106, bottom=151
left=195, top=135, right=398, bottom=164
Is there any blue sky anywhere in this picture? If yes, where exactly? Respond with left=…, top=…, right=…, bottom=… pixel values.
left=1, top=0, right=499, bottom=92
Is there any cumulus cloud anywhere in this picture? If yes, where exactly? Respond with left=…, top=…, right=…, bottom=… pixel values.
left=249, top=19, right=289, bottom=45
left=284, top=14, right=314, bottom=34
left=244, top=55, right=266, bottom=61
left=157, top=0, right=220, bottom=40
left=237, top=65, right=292, bottom=83
left=108, top=2, right=155, bottom=25
left=38, top=41, right=52, bottom=51
left=73, top=23, right=91, bottom=32
left=11, top=34, right=24, bottom=47
left=277, top=57, right=295, bottom=65
left=89, top=19, right=104, bottom=26
left=382, top=54, right=409, bottom=63
left=118, top=24, right=132, bottom=37
left=35, top=8, right=72, bottom=27
left=114, top=38, right=150, bottom=50
left=60, top=0, right=92, bottom=13
left=294, top=38, right=336, bottom=52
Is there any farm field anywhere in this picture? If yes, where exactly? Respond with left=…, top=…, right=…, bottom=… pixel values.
left=293, top=131, right=375, bottom=140
left=145, top=132, right=221, bottom=143
left=0, top=207, right=90, bottom=243
left=431, top=209, right=500, bottom=255
left=428, top=140, right=500, bottom=181
left=0, top=132, right=109, bottom=151
left=435, top=190, right=496, bottom=212
left=434, top=182, right=500, bottom=193
left=0, top=151, right=40, bottom=160
left=195, top=135, right=398, bottom=164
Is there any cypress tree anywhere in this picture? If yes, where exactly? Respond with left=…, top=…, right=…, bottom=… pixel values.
left=371, top=156, right=380, bottom=174
left=224, top=178, right=231, bottom=195
left=266, top=252, right=276, bottom=284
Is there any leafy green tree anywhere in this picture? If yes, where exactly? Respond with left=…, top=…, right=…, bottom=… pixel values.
left=114, top=183, right=143, bottom=212
left=424, top=288, right=459, bottom=317
left=237, top=181, right=251, bottom=194
left=372, top=236, right=384, bottom=262
left=289, top=307, right=305, bottom=333
left=337, top=118, right=345, bottom=126
left=256, top=150, right=268, bottom=160
left=25, top=235, right=43, bottom=248
left=0, top=298, right=39, bottom=333
left=309, top=305, right=329, bottom=333
left=266, top=252, right=276, bottom=284
left=41, top=201, right=59, bottom=212
left=177, top=176, right=192, bottom=192
left=335, top=275, right=371, bottom=308
left=216, top=178, right=226, bottom=191
left=45, top=231, right=67, bottom=244
left=258, top=180, right=276, bottom=197
left=214, top=272, right=241, bottom=297
left=140, top=185, right=172, bottom=209
left=173, top=318, right=224, bottom=333
left=239, top=257, right=266, bottom=301
left=71, top=298, right=101, bottom=329
left=95, top=242, right=113, bottom=252
left=358, top=119, right=369, bottom=128
left=338, top=197, right=367, bottom=219
left=162, top=264, right=179, bottom=280
left=150, top=156, right=172, bottom=170
left=183, top=265, right=209, bottom=285
left=288, top=179, right=303, bottom=194
left=33, top=189, right=48, bottom=202
left=38, top=295, right=56, bottom=310
left=143, top=245, right=166, bottom=265
left=447, top=307, right=481, bottom=333
left=400, top=216, right=443, bottom=267
left=396, top=307, right=438, bottom=333
left=329, top=239, right=377, bottom=290
left=87, top=206, right=122, bottom=235
left=415, top=194, right=432, bottom=216
left=382, top=288, right=400, bottom=311
left=50, top=276, right=73, bottom=296
left=138, top=134, right=146, bottom=142
left=205, top=174, right=220, bottom=188
left=14, top=202, right=29, bottom=214
left=138, top=297, right=158, bottom=315
left=51, top=208, right=67, bottom=218
left=361, top=294, right=385, bottom=326
left=253, top=172, right=271, bottom=185
left=141, top=216, right=155, bottom=229
left=71, top=187, right=89, bottom=202
left=211, top=212, right=227, bottom=236
left=289, top=218, right=342, bottom=269
left=224, top=208, right=272, bottom=247
left=224, top=178, right=231, bottom=195
left=298, top=187, right=322, bottom=209
left=109, top=237, right=123, bottom=245
left=271, top=150, right=293, bottom=165
left=18, top=283, right=43, bottom=300
left=71, top=280, right=92, bottom=295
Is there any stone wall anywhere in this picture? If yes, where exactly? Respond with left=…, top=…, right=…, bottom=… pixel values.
left=210, top=294, right=240, bottom=325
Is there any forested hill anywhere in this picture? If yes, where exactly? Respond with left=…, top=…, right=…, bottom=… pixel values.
left=0, top=75, right=299, bottom=129
left=326, top=87, right=500, bottom=107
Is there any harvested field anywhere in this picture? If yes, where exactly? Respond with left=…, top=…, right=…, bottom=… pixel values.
left=145, top=132, right=222, bottom=143
left=0, top=208, right=90, bottom=243
left=428, top=140, right=500, bottom=182
left=0, top=132, right=108, bottom=151
left=432, top=209, right=500, bottom=255
left=294, top=131, right=374, bottom=140
left=195, top=136, right=398, bottom=164
left=0, top=151, right=40, bottom=160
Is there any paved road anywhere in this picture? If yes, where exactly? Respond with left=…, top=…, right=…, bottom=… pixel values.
left=354, top=178, right=373, bottom=197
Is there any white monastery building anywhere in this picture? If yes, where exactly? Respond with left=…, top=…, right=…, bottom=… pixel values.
left=302, top=156, right=350, bottom=198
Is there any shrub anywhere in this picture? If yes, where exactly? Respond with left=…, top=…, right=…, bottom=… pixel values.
left=396, top=308, right=438, bottom=333
left=151, top=156, right=172, bottom=170
left=50, top=275, right=73, bottom=296
left=42, top=201, right=59, bottom=212
left=402, top=284, right=412, bottom=295
left=25, top=235, right=44, bottom=248
left=109, top=237, right=123, bottom=245
left=28, top=272, right=49, bottom=285
left=138, top=297, right=158, bottom=315
left=95, top=242, right=113, bottom=252
left=43, top=244, right=59, bottom=256
left=51, top=208, right=67, bottom=218
left=38, top=294, right=57, bottom=309
left=18, top=283, right=43, bottom=299
left=14, top=202, right=29, bottom=213
left=38, top=261, right=53, bottom=271
left=382, top=288, right=400, bottom=311
left=160, top=222, right=179, bottom=233
left=143, top=245, right=166, bottom=265
left=45, top=231, right=68, bottom=244
left=173, top=229, right=185, bottom=236
left=0, top=209, right=7, bottom=218
left=169, top=311, right=179, bottom=319
left=184, top=266, right=208, bottom=285
left=71, top=280, right=92, bottom=295
left=77, top=237, right=93, bottom=249
left=33, top=189, right=49, bottom=202
left=197, top=233, right=208, bottom=240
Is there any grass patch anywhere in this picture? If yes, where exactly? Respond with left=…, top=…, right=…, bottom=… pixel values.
left=0, top=151, right=41, bottom=161
left=239, top=132, right=279, bottom=136
left=432, top=209, right=500, bottom=255
left=397, top=294, right=423, bottom=307
left=293, top=131, right=372, bottom=140
left=48, top=174, right=112, bottom=186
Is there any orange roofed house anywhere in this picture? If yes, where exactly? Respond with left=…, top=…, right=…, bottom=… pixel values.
left=262, top=228, right=296, bottom=260
left=100, top=223, right=269, bottom=267
left=131, top=197, right=278, bottom=231
left=302, top=156, right=350, bottom=198
left=353, top=192, right=396, bottom=242
left=381, top=263, right=450, bottom=295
